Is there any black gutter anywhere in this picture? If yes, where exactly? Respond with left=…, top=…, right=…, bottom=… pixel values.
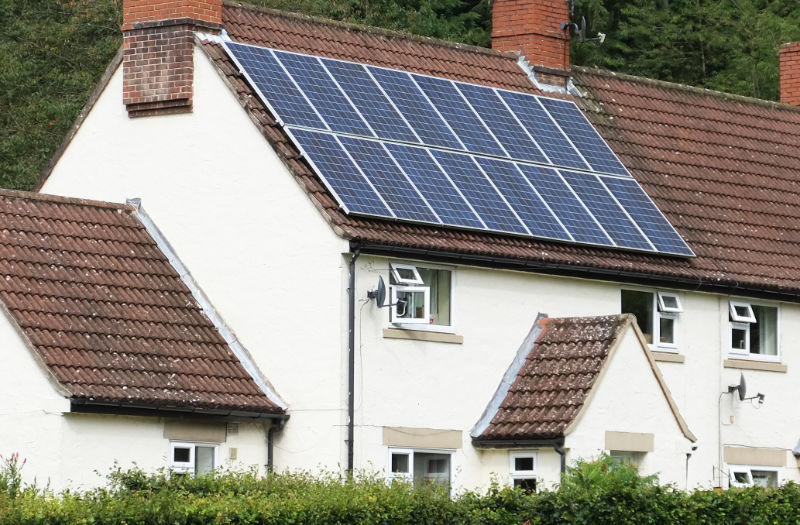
left=473, top=437, right=567, bottom=474
left=353, top=241, right=800, bottom=304
left=347, top=246, right=361, bottom=475
left=70, top=400, right=289, bottom=423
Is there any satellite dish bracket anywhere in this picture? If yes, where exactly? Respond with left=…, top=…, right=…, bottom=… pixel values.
left=367, top=276, right=407, bottom=313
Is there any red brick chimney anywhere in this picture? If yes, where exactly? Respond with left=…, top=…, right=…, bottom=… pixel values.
left=122, top=0, right=222, bottom=117
left=492, top=0, right=571, bottom=86
left=780, top=42, right=800, bottom=106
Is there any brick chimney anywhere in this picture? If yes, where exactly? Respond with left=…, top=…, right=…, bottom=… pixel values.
left=122, top=0, right=223, bottom=117
left=492, top=0, right=571, bottom=86
left=780, top=42, right=800, bottom=106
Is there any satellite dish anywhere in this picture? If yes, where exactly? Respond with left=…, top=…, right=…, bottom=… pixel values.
left=367, top=275, right=387, bottom=306
left=738, top=373, right=747, bottom=401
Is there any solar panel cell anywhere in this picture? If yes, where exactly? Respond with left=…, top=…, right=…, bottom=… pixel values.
left=339, top=137, right=440, bottom=223
left=431, top=150, right=527, bottom=234
left=288, top=129, right=391, bottom=216
left=601, top=177, right=693, bottom=255
left=457, top=83, right=549, bottom=164
left=321, top=59, right=419, bottom=143
left=275, top=50, right=372, bottom=136
left=226, top=43, right=326, bottom=129
left=384, top=143, right=485, bottom=229
left=517, top=165, right=612, bottom=245
left=500, top=90, right=589, bottom=171
left=369, top=67, right=463, bottom=150
left=413, top=75, right=505, bottom=157
left=560, top=170, right=653, bottom=250
left=539, top=98, right=630, bottom=176
left=476, top=157, right=570, bottom=240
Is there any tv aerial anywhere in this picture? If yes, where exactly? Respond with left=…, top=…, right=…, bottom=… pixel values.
left=561, top=17, right=606, bottom=45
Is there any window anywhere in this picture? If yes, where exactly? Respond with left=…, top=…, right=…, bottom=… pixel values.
left=170, top=442, right=218, bottom=476
left=621, top=289, right=681, bottom=349
left=728, top=301, right=778, bottom=358
left=509, top=452, right=537, bottom=492
left=389, top=262, right=452, bottom=329
left=610, top=451, right=643, bottom=469
left=389, top=448, right=452, bottom=488
left=729, top=465, right=779, bottom=488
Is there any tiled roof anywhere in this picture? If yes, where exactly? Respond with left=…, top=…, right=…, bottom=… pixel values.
left=206, top=3, right=800, bottom=298
left=0, top=190, right=283, bottom=415
left=476, top=315, right=627, bottom=441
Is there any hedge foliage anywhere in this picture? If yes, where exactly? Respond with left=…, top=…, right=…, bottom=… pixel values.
left=1, top=454, right=799, bottom=524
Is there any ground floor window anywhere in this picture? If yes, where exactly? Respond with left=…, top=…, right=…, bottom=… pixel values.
left=610, top=450, right=644, bottom=469
left=509, top=451, right=537, bottom=492
left=729, top=465, right=779, bottom=488
left=388, top=448, right=452, bottom=488
left=170, top=442, right=218, bottom=476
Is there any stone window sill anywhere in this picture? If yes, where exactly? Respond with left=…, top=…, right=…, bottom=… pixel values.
left=723, top=359, right=787, bottom=373
left=651, top=351, right=685, bottom=363
left=383, top=328, right=463, bottom=344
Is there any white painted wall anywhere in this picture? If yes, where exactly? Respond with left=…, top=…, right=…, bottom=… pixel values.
left=38, top=41, right=800, bottom=492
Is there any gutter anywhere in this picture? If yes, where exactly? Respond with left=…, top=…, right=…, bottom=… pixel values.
left=347, top=246, right=361, bottom=475
left=353, top=242, right=800, bottom=303
left=70, top=399, right=288, bottom=422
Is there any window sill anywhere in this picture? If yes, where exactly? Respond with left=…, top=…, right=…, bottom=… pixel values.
left=651, top=351, right=685, bottom=363
left=383, top=328, right=463, bottom=344
left=723, top=359, right=787, bottom=373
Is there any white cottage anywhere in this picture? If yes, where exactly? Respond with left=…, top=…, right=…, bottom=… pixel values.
left=20, top=0, right=800, bottom=492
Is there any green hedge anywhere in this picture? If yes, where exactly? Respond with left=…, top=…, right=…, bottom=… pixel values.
left=1, top=454, right=799, bottom=524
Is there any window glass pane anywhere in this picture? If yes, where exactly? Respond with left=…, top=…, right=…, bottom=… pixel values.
left=659, top=316, right=675, bottom=344
left=751, top=305, right=777, bottom=355
left=413, top=453, right=450, bottom=486
left=396, top=289, right=426, bottom=320
left=513, top=478, right=537, bottom=492
left=731, top=326, right=748, bottom=351
left=621, top=290, right=654, bottom=343
left=419, top=268, right=451, bottom=326
left=195, top=446, right=215, bottom=476
left=733, top=471, right=750, bottom=484
left=391, top=453, right=410, bottom=473
left=752, top=470, right=777, bottom=488
left=173, top=447, right=191, bottom=463
left=395, top=267, right=417, bottom=281
left=514, top=457, right=534, bottom=472
left=661, top=295, right=679, bottom=310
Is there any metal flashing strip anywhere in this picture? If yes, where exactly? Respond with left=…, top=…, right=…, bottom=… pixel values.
left=470, top=313, right=548, bottom=438
left=128, top=198, right=288, bottom=411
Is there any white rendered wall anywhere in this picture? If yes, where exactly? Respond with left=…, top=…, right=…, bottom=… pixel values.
left=43, top=47, right=350, bottom=476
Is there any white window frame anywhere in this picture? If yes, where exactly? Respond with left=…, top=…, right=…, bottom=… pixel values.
left=387, top=447, right=454, bottom=488
left=727, top=300, right=780, bottom=361
left=389, top=261, right=455, bottom=333
left=390, top=263, right=424, bottom=285
left=169, top=441, right=219, bottom=476
left=657, top=292, right=683, bottom=313
left=390, top=285, right=430, bottom=325
left=509, top=451, right=537, bottom=491
left=729, top=301, right=756, bottom=323
left=621, top=288, right=681, bottom=352
left=728, top=464, right=780, bottom=488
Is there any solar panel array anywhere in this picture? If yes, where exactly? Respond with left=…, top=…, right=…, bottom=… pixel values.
left=224, top=41, right=694, bottom=257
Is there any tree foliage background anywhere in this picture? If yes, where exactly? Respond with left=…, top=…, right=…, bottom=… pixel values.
left=1, top=0, right=799, bottom=191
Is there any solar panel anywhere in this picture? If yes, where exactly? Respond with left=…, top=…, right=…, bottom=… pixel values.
left=224, top=41, right=694, bottom=257
left=413, top=74, right=506, bottom=157
left=369, top=67, right=463, bottom=150
left=286, top=129, right=391, bottom=216
left=321, top=58, right=418, bottom=143
left=539, top=98, right=630, bottom=176
left=384, top=143, right=484, bottom=229
left=226, top=43, right=326, bottom=129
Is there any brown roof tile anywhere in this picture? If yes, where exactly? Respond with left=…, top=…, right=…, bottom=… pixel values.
left=0, top=190, right=283, bottom=415
left=476, top=315, right=627, bottom=441
left=205, top=4, right=800, bottom=298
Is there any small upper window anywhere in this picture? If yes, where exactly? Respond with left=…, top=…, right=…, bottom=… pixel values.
left=389, top=263, right=452, bottom=329
left=509, top=452, right=537, bottom=493
left=170, top=442, right=218, bottom=476
left=728, top=301, right=778, bottom=358
left=621, top=289, right=680, bottom=349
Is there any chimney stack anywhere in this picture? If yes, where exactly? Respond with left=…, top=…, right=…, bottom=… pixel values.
left=122, top=0, right=222, bottom=117
left=780, top=42, right=800, bottom=106
left=492, top=0, right=571, bottom=86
